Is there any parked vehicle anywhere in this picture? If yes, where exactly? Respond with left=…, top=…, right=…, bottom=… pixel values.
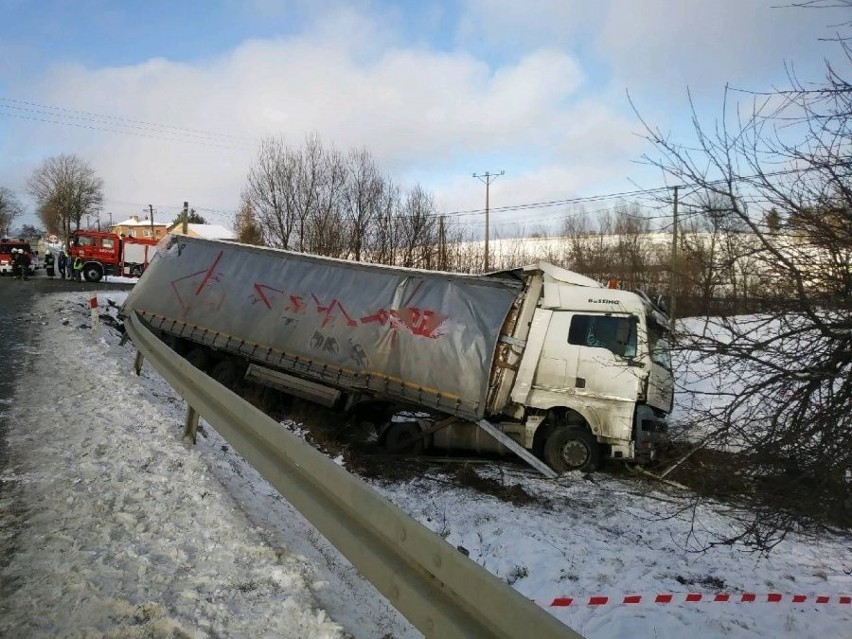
left=0, top=239, right=37, bottom=276
left=121, top=235, right=674, bottom=473
left=69, top=230, right=159, bottom=281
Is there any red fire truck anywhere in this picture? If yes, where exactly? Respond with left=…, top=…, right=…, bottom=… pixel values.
left=0, top=239, right=37, bottom=276
left=70, top=230, right=159, bottom=282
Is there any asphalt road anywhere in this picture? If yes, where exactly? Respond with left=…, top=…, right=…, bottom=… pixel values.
left=0, top=271, right=133, bottom=469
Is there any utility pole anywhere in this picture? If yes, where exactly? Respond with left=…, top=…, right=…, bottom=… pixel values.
left=669, top=185, right=680, bottom=325
left=473, top=170, right=504, bottom=271
left=149, top=204, right=155, bottom=238
left=182, top=201, right=189, bottom=235
left=438, top=214, right=447, bottom=270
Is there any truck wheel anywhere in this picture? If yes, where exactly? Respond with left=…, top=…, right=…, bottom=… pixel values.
left=130, top=265, right=143, bottom=277
left=211, top=359, right=244, bottom=392
left=383, top=422, right=425, bottom=454
left=184, top=347, right=211, bottom=371
left=83, top=264, right=103, bottom=282
left=543, top=427, right=600, bottom=473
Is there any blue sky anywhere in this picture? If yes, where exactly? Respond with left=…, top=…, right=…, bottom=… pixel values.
left=1, top=0, right=848, bottom=235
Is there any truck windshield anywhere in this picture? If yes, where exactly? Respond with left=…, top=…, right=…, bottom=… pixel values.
left=568, top=314, right=637, bottom=358
left=647, top=321, right=672, bottom=370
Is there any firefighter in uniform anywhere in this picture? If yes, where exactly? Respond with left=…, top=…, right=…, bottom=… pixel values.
left=10, top=248, right=20, bottom=278
left=72, top=254, right=84, bottom=281
left=44, top=250, right=55, bottom=277
left=58, top=251, right=68, bottom=279
left=15, top=249, right=30, bottom=280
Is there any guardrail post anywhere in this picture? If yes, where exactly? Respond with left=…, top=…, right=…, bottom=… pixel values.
left=133, top=350, right=144, bottom=376
left=183, top=405, right=199, bottom=444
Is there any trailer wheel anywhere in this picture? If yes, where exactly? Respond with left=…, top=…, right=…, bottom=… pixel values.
left=184, top=347, right=212, bottom=372
left=543, top=426, right=600, bottom=473
left=211, top=359, right=245, bottom=392
left=383, top=422, right=425, bottom=454
left=83, top=263, right=103, bottom=282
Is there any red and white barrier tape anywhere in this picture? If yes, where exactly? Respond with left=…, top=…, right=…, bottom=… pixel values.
left=544, top=593, right=851, bottom=607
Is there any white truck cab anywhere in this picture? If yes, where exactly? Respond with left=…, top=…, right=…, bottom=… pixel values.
left=480, top=263, right=674, bottom=472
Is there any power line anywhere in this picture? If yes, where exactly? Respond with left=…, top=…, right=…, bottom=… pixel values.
left=6, top=98, right=836, bottom=232
left=443, top=165, right=830, bottom=221
left=0, top=97, right=257, bottom=144
left=0, top=98, right=257, bottom=150
left=442, top=185, right=673, bottom=218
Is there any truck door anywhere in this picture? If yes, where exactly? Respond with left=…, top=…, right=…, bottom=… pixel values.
left=535, top=312, right=643, bottom=402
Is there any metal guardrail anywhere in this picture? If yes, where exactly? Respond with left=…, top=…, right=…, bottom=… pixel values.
left=124, top=312, right=582, bottom=639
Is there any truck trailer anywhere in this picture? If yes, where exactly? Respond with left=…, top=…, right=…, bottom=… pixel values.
left=120, top=235, right=673, bottom=473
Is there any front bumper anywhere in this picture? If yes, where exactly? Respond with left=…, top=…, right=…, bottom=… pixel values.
left=633, top=403, right=669, bottom=463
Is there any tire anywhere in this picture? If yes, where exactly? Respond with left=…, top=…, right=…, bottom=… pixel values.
left=184, top=347, right=212, bottom=372
left=130, top=265, right=143, bottom=277
left=211, top=359, right=244, bottom=391
left=383, top=422, right=425, bottom=454
left=543, top=426, right=600, bottom=473
left=83, top=264, right=103, bottom=282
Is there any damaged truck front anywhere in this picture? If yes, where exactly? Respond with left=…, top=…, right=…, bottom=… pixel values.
left=120, top=235, right=673, bottom=474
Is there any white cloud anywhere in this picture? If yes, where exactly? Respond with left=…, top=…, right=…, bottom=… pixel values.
left=5, top=0, right=849, bottom=234
left=458, top=0, right=848, bottom=95
left=5, top=7, right=640, bottom=229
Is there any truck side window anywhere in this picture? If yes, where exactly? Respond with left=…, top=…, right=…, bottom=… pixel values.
left=568, top=315, right=637, bottom=358
left=77, top=236, right=92, bottom=247
left=101, top=238, right=115, bottom=249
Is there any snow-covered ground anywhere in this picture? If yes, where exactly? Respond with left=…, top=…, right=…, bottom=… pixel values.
left=1, top=290, right=850, bottom=638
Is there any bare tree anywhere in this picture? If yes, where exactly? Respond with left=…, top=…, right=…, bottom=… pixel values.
left=637, top=45, right=852, bottom=547
left=561, top=208, right=615, bottom=283
left=234, top=195, right=264, bottom=246
left=37, top=199, right=63, bottom=237
left=0, top=187, right=24, bottom=237
left=244, top=135, right=446, bottom=267
left=244, top=137, right=298, bottom=249
left=397, top=185, right=439, bottom=268
left=370, top=180, right=401, bottom=265
left=27, top=154, right=103, bottom=240
left=306, top=144, right=347, bottom=257
left=343, top=148, right=383, bottom=262
left=611, top=202, right=655, bottom=290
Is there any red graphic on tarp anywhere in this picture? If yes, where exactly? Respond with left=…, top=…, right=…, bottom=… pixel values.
left=171, top=250, right=226, bottom=316
left=249, top=277, right=448, bottom=344
left=310, top=293, right=357, bottom=328
left=360, top=307, right=447, bottom=339
left=286, top=295, right=306, bottom=314
left=250, top=284, right=308, bottom=317
left=359, top=280, right=447, bottom=343
left=250, top=283, right=284, bottom=309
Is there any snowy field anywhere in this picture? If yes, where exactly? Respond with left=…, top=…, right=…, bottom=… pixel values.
left=1, top=290, right=850, bottom=638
